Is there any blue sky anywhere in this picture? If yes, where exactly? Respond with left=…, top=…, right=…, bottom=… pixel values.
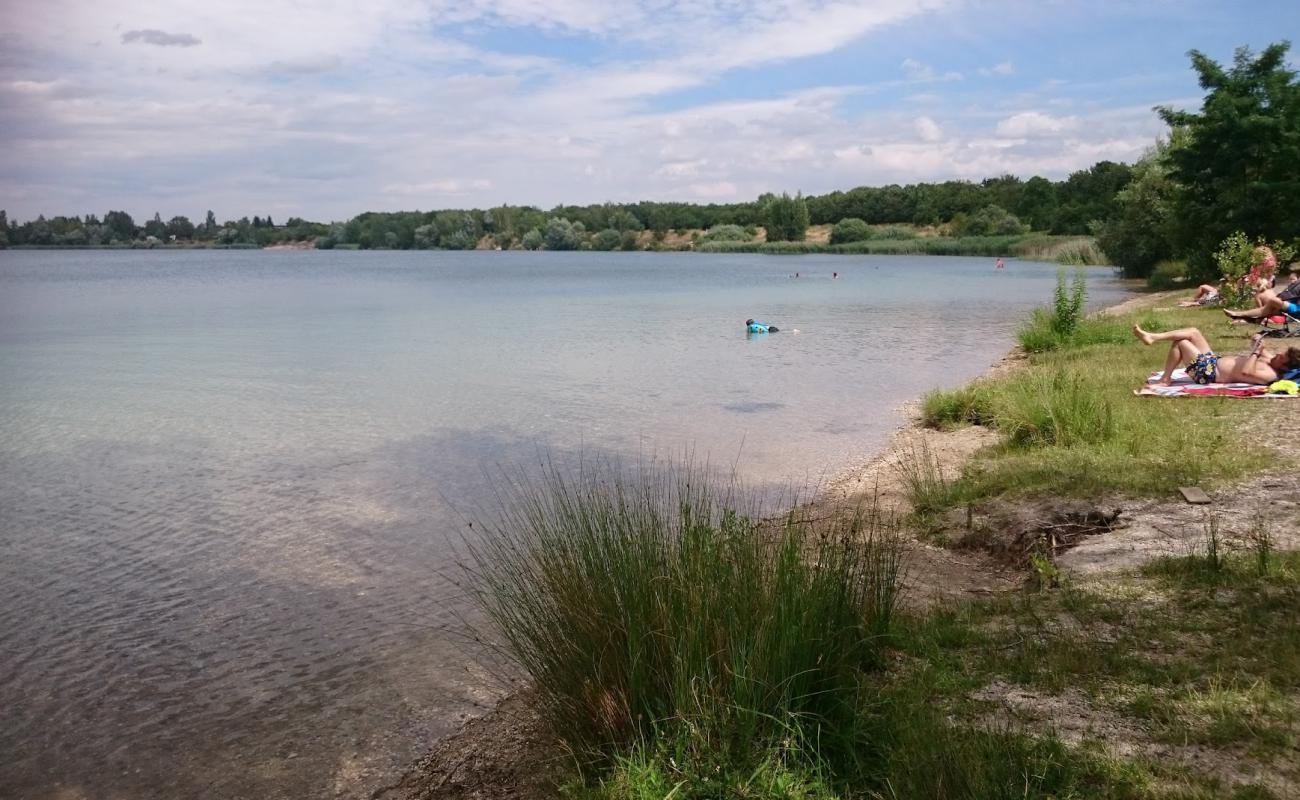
left=0, top=0, right=1296, bottom=222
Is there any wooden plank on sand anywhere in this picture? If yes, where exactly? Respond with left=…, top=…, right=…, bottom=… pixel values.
left=1178, top=486, right=1211, bottom=505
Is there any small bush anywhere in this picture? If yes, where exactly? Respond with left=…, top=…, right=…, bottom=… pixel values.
left=699, top=224, right=751, bottom=243
left=591, top=228, right=622, bottom=251
left=829, top=218, right=873, bottom=245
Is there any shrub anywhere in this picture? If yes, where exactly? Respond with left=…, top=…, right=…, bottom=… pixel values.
left=1147, top=259, right=1188, bottom=290
left=952, top=205, right=1028, bottom=237
left=441, top=229, right=475, bottom=250
left=829, top=218, right=873, bottom=245
left=521, top=228, right=544, bottom=250
left=464, top=459, right=903, bottom=768
left=591, top=228, right=622, bottom=251
left=544, top=217, right=585, bottom=250
left=699, top=224, right=751, bottom=243
left=1214, top=232, right=1295, bottom=308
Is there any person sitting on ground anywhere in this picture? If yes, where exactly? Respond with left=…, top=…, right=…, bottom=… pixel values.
left=1223, top=276, right=1300, bottom=321
left=1180, top=246, right=1277, bottom=307
left=1133, top=325, right=1300, bottom=386
left=1178, top=283, right=1222, bottom=307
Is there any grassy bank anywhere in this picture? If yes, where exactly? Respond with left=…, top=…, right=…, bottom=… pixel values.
left=694, top=234, right=1107, bottom=265
left=459, top=284, right=1295, bottom=799
left=912, top=299, right=1261, bottom=508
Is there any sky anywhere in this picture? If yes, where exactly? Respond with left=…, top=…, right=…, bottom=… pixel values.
left=0, top=0, right=1297, bottom=223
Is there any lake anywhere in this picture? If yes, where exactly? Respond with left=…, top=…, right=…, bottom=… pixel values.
left=0, top=249, right=1129, bottom=798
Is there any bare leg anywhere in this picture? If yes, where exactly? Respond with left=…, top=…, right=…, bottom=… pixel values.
left=1133, top=325, right=1212, bottom=351
left=1134, top=326, right=1211, bottom=384
left=1226, top=291, right=1285, bottom=320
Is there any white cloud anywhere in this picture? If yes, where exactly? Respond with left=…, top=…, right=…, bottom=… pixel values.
left=0, top=0, right=1179, bottom=220
left=979, top=61, right=1015, bottom=77
left=900, top=57, right=962, bottom=83
left=995, top=111, right=1080, bottom=138
left=382, top=179, right=493, bottom=195
left=915, top=116, right=942, bottom=142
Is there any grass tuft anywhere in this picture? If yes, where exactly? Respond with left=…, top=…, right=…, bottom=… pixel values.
left=466, top=458, right=904, bottom=770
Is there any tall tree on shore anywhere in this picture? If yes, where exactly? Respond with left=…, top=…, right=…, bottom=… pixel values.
left=103, top=210, right=135, bottom=242
left=763, top=192, right=809, bottom=242
left=1158, top=42, right=1300, bottom=279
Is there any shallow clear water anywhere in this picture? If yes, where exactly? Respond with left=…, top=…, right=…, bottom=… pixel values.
left=0, top=249, right=1128, bottom=798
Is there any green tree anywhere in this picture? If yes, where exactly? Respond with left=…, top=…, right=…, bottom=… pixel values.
left=591, top=228, right=622, bottom=250
left=1093, top=140, right=1179, bottom=278
left=204, top=210, right=217, bottom=236
left=28, top=215, right=53, bottom=245
left=763, top=192, right=809, bottom=242
left=1159, top=42, right=1300, bottom=280
left=952, top=205, right=1027, bottom=237
left=543, top=217, right=584, bottom=250
left=1014, top=177, right=1058, bottom=231
left=0, top=210, right=8, bottom=247
left=144, top=212, right=166, bottom=240
left=103, top=210, right=135, bottom=242
left=413, top=224, right=437, bottom=249
left=1051, top=161, right=1132, bottom=234
left=166, top=216, right=195, bottom=240
left=521, top=229, right=544, bottom=250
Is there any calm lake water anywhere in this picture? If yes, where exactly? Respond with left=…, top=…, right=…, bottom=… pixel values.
left=0, top=249, right=1129, bottom=798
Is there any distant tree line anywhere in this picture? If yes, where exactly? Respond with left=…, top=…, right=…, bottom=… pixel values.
left=0, top=163, right=1132, bottom=252
left=0, top=209, right=328, bottom=248
left=4, top=42, right=1294, bottom=280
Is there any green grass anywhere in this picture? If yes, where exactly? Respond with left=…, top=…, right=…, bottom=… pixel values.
left=877, top=548, right=1300, bottom=796
left=466, top=459, right=904, bottom=771
left=914, top=306, right=1262, bottom=502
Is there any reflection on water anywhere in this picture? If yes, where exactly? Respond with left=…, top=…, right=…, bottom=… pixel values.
left=0, top=250, right=1129, bottom=798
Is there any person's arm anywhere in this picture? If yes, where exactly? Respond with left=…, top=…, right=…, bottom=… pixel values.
left=1241, top=336, right=1275, bottom=384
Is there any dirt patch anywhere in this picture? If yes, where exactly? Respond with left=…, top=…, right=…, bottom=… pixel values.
left=948, top=498, right=1124, bottom=568
left=373, top=690, right=561, bottom=800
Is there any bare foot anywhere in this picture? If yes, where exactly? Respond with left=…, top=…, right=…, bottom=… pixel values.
left=1132, top=324, right=1155, bottom=346
left=1158, top=377, right=1173, bottom=386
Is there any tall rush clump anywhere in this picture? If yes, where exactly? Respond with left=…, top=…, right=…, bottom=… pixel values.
left=463, top=459, right=903, bottom=773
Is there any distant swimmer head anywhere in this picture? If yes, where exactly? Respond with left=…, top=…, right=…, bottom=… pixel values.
left=745, top=318, right=755, bottom=326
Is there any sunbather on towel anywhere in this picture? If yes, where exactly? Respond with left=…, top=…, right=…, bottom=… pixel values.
left=1132, top=326, right=1300, bottom=386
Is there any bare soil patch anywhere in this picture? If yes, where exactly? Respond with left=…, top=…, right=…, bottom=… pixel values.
left=373, top=690, right=561, bottom=800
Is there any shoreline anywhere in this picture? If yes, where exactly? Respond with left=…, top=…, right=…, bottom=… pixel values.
left=377, top=288, right=1156, bottom=798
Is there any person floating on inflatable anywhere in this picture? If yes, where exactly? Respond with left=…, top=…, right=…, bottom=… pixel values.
left=746, top=318, right=779, bottom=333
